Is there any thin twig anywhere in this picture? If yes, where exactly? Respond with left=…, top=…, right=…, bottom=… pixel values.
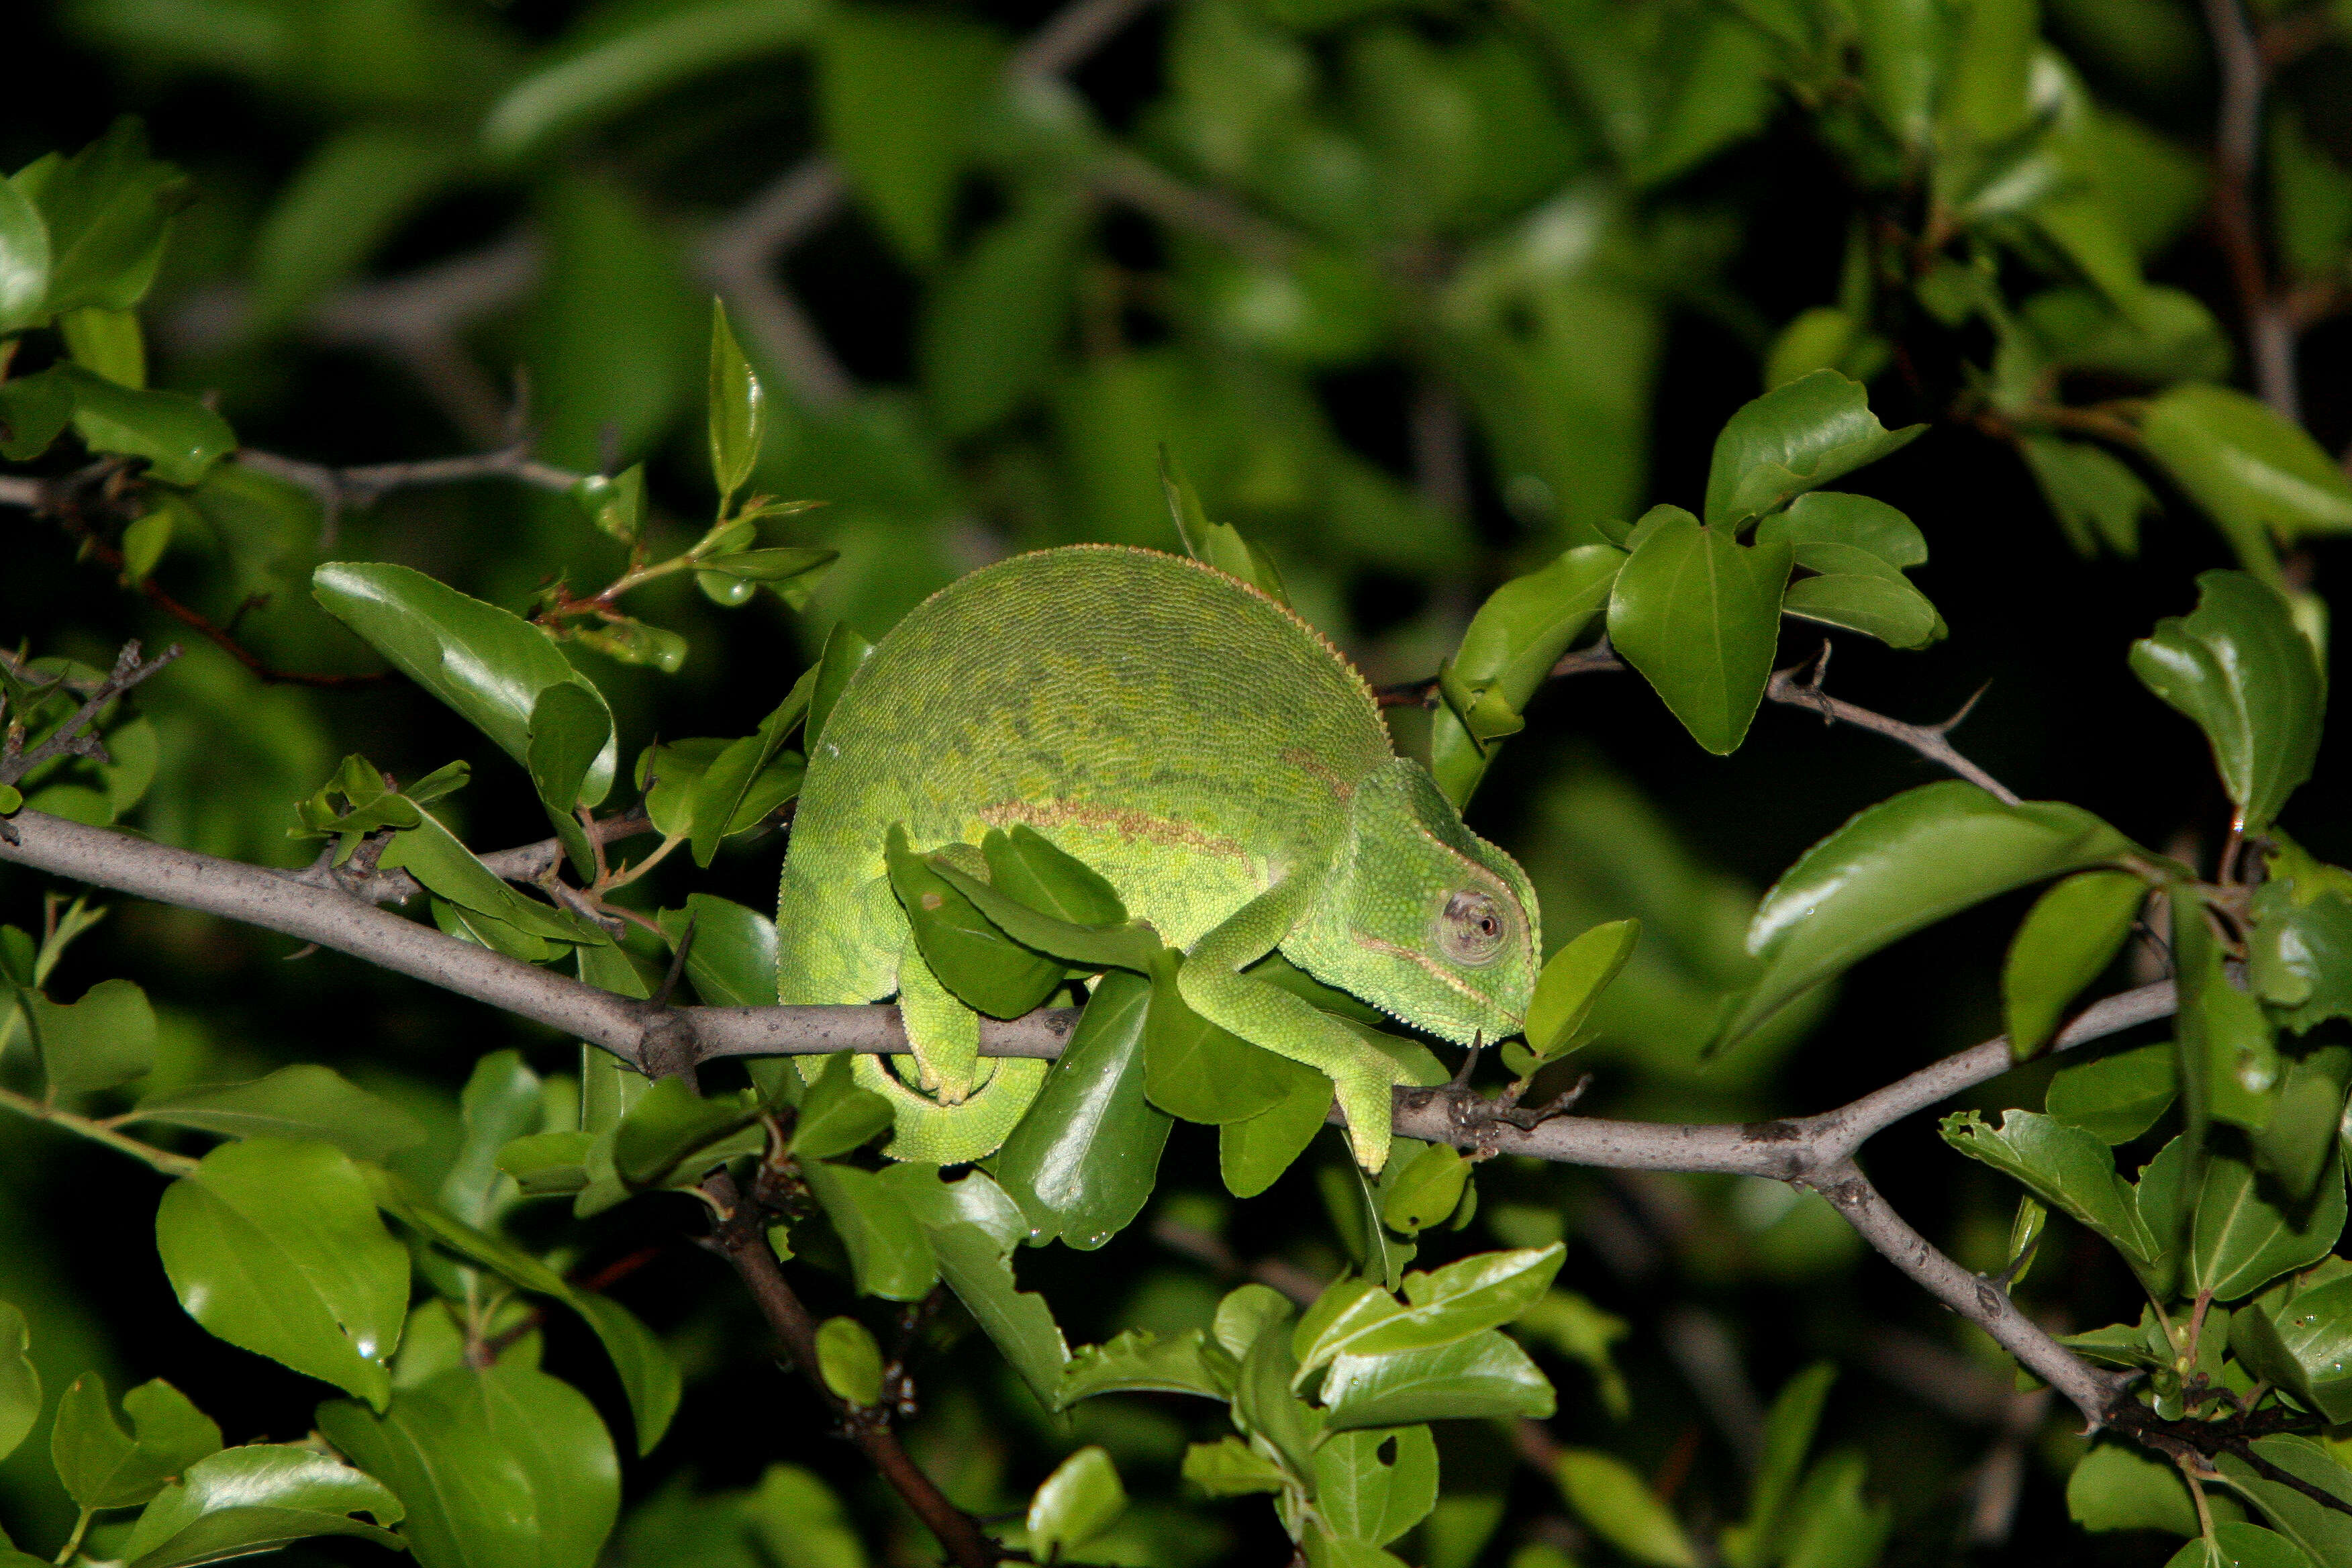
left=0, top=1085, right=199, bottom=1177
left=2202, top=0, right=2300, bottom=420
left=0, top=641, right=180, bottom=793
left=1767, top=649, right=2019, bottom=803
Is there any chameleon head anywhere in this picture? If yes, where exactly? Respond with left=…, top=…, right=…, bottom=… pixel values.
left=1286, top=757, right=1541, bottom=1046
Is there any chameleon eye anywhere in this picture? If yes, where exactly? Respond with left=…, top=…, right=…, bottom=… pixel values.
left=1437, top=890, right=1506, bottom=967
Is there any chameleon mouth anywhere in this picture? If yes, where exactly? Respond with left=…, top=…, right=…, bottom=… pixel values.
left=1349, top=929, right=1526, bottom=1036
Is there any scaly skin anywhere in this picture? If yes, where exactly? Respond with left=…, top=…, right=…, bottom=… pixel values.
left=777, top=544, right=1540, bottom=1169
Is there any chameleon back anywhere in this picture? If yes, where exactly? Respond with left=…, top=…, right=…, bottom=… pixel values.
left=778, top=544, right=1397, bottom=1001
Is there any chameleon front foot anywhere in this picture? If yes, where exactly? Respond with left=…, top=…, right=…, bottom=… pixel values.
left=1395, top=1071, right=1593, bottom=1150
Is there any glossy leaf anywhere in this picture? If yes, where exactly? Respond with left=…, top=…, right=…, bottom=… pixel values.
left=928, top=855, right=1161, bottom=973
left=2002, top=870, right=2148, bottom=1059
left=320, top=1361, right=620, bottom=1568
left=1144, top=950, right=1293, bottom=1123
left=660, top=893, right=778, bottom=1008
left=877, top=1165, right=1069, bottom=1406
left=385, top=812, right=606, bottom=951
left=886, top=826, right=1063, bottom=1018
left=1430, top=543, right=1624, bottom=805
left=29, top=975, right=155, bottom=1097
left=801, top=1161, right=938, bottom=1302
left=51, top=365, right=232, bottom=486
left=128, top=1065, right=426, bottom=1162
left=1059, top=1328, right=1236, bottom=1408
left=1217, top=1052, right=1334, bottom=1199
left=814, top=1318, right=883, bottom=1408
left=612, top=1079, right=760, bottom=1189
left=2163, top=1522, right=2317, bottom=1568
left=16, top=119, right=184, bottom=315
left=1606, top=505, right=1793, bottom=754
left=0, top=177, right=48, bottom=333
left=1759, top=491, right=1928, bottom=569
left=1721, top=782, right=2133, bottom=1048
left=1703, top=371, right=1926, bottom=528
left=1320, top=1330, right=1555, bottom=1429
left=2046, top=1041, right=2178, bottom=1144
left=706, top=299, right=763, bottom=501
left=0, top=1302, right=34, bottom=1465
left=52, top=1375, right=221, bottom=1511
left=1780, top=571, right=1941, bottom=649
left=1313, top=1425, right=1438, bottom=1547
left=2231, top=1274, right=2352, bottom=1424
left=1941, top=1110, right=2153, bottom=1263
left=2249, top=880, right=2352, bottom=1034
left=1555, top=1449, right=1699, bottom=1568
left=995, top=971, right=1171, bottom=1247
left=2253, top=1047, right=2352, bottom=1203
left=155, top=1139, right=407, bottom=1408
left=2176, top=885, right=2282, bottom=1135
left=313, top=562, right=617, bottom=806
left=788, top=1053, right=894, bottom=1161
left=526, top=681, right=609, bottom=816
left=1379, top=1145, right=1469, bottom=1234
left=1027, top=1447, right=1126, bottom=1559
left=1520, top=918, right=1639, bottom=1063
left=119, top=1444, right=403, bottom=1568
left=2130, top=571, right=2322, bottom=834
left=2215, top=1436, right=2352, bottom=1567
left=2069, top=1442, right=2198, bottom=1536
left=2192, top=1148, right=2346, bottom=1301
left=805, top=620, right=875, bottom=748
left=1181, top=1436, right=1289, bottom=1496
left=2140, top=385, right=2352, bottom=567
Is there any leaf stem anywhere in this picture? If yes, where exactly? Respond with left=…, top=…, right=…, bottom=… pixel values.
left=0, top=1084, right=199, bottom=1177
left=52, top=1506, right=93, bottom=1565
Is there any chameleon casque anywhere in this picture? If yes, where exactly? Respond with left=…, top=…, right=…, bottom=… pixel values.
left=776, top=544, right=1541, bottom=1172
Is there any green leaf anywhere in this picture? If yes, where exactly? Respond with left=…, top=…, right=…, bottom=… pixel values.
left=1234, top=1295, right=1320, bottom=1477
left=572, top=464, right=646, bottom=546
left=0, top=176, right=49, bottom=334
left=1144, top=950, right=1292, bottom=1124
left=738, top=1463, right=865, bottom=1568
left=1940, top=1110, right=2154, bottom=1263
left=495, top=1132, right=595, bottom=1195
left=2140, top=385, right=2352, bottom=567
left=816, top=8, right=1004, bottom=266
left=2176, top=885, right=2282, bottom=1135
left=2046, top=1042, right=2179, bottom=1144
left=1722, top=782, right=2135, bottom=1048
left=2136, top=1135, right=2194, bottom=1300
left=1218, top=1052, right=1335, bottom=1199
left=875, top=1165, right=1069, bottom=1407
left=1513, top=1290, right=1630, bottom=1420
left=2130, top=571, right=2323, bottom=834
left=2249, top=881, right=2352, bottom=1034
left=527, top=681, right=611, bottom=816
left=28, top=975, right=155, bottom=1097
left=612, top=1078, right=760, bottom=1189
left=19, top=119, right=186, bottom=316
left=885, top=826, right=1064, bottom=1018
left=928, top=855, right=1163, bottom=973
left=805, top=620, right=875, bottom=748
left=1429, top=543, right=1624, bottom=805
left=0, top=1303, right=34, bottom=1466
left=1554, top=1449, right=1700, bottom=1568
left=60, top=306, right=146, bottom=388
left=1313, top=1426, right=1437, bottom=1547
left=1780, top=571, right=1941, bottom=649
left=706, top=299, right=763, bottom=501
left=660, top=894, right=779, bottom=1008
left=1720, top=1363, right=1836, bottom=1568
left=1180, top=1436, right=1289, bottom=1497
left=2253, top=1047, right=2352, bottom=1203
left=2192, top=1148, right=2346, bottom=1301
left=119, top=1444, right=404, bottom=1568
left=52, top=1375, right=221, bottom=1511
left=2215, top=1436, right=2352, bottom=1567
left=2002, top=870, right=2149, bottom=1059
left=482, top=0, right=821, bottom=163
left=1027, top=1447, right=1126, bottom=1559
left=2020, top=436, right=2159, bottom=558
left=1379, top=1146, right=1469, bottom=1234
left=815, top=1318, right=883, bottom=1408
left=994, top=971, right=1172, bottom=1248
left=313, top=562, right=618, bottom=806
left=52, top=365, right=234, bottom=487
left=1761, top=491, right=1928, bottom=569
left=1302, top=1531, right=1412, bottom=1568
left=1320, top=1330, right=1555, bottom=1429
left=1520, top=919, right=1639, bottom=1064
left=0, top=365, right=75, bottom=460
left=686, top=677, right=812, bottom=867
left=788, top=1054, right=894, bottom=1161
left=2164, top=1522, right=2318, bottom=1568
left=1606, top=505, right=1793, bottom=754
left=319, top=1361, right=619, bottom=1568
left=921, top=189, right=1089, bottom=438
left=2231, top=1274, right=2352, bottom=1424
left=801, top=1161, right=938, bottom=1302
left=383, top=811, right=606, bottom=950
left=1060, top=1329, right=1236, bottom=1408
left=154, top=1139, right=408, bottom=1408
left=248, top=125, right=470, bottom=336
left=1702, top=371, right=1926, bottom=528
left=127, top=1065, right=426, bottom=1162
left=2069, top=1442, right=2199, bottom=1536
left=1775, top=1449, right=1891, bottom=1568
left=1163, top=452, right=1291, bottom=607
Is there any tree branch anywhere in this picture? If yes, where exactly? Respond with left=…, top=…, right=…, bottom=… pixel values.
left=0, top=640, right=181, bottom=797
left=2201, top=0, right=2300, bottom=421
left=700, top=1167, right=1000, bottom=1568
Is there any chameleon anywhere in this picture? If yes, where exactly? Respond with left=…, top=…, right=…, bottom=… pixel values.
left=775, top=544, right=1541, bottom=1172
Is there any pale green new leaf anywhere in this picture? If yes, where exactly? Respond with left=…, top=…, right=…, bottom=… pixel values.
left=119, top=1444, right=403, bottom=1568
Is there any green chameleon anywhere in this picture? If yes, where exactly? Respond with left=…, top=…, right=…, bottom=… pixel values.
left=776, top=544, right=1540, bottom=1171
